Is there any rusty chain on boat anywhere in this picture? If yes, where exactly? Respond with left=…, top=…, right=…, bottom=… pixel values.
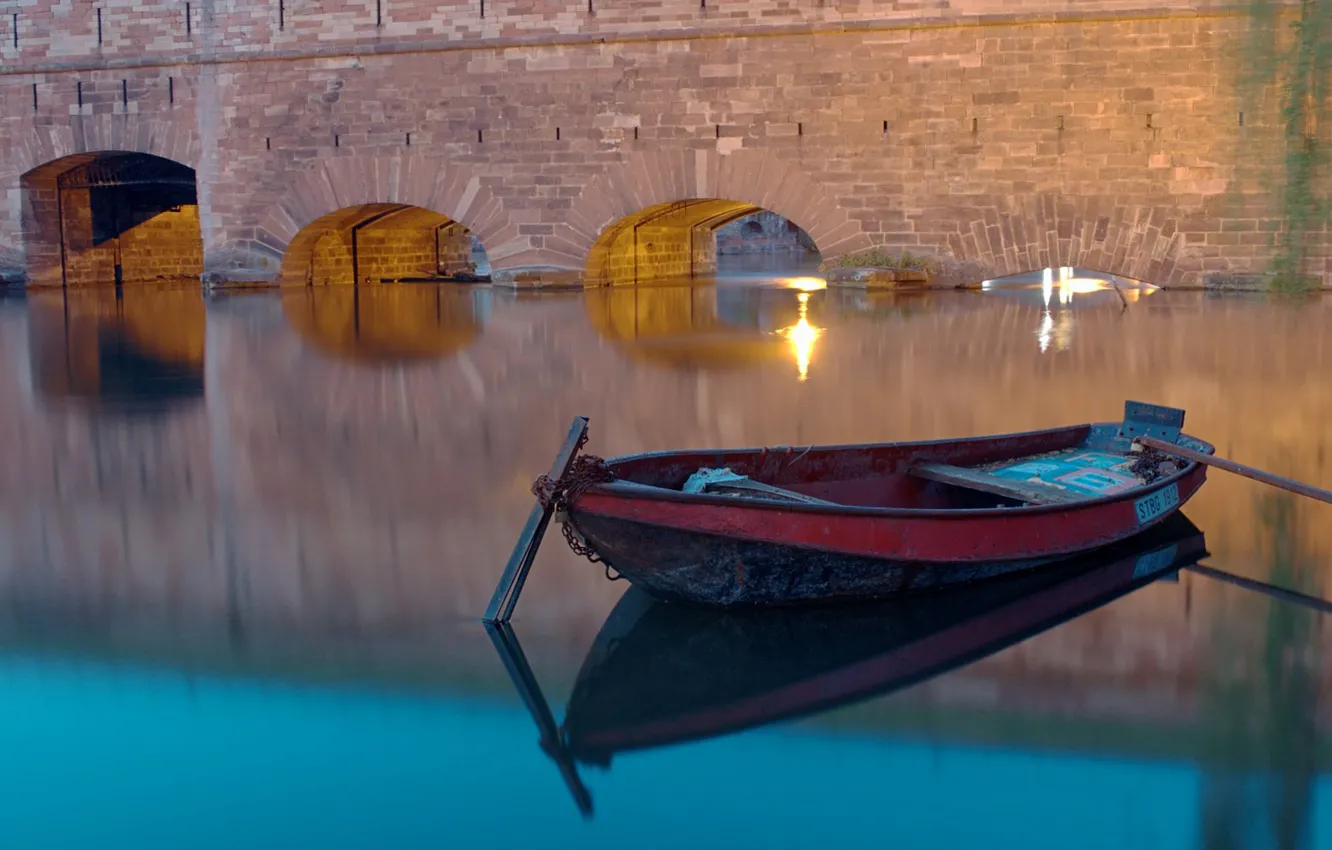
left=531, top=430, right=617, bottom=566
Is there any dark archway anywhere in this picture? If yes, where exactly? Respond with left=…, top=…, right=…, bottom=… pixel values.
left=20, top=152, right=202, bottom=287
left=277, top=204, right=490, bottom=286
left=716, top=210, right=819, bottom=257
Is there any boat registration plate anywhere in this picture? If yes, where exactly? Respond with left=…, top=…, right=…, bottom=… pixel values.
left=1134, top=484, right=1180, bottom=525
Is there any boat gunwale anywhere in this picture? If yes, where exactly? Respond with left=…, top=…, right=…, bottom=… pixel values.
left=580, top=422, right=1213, bottom=520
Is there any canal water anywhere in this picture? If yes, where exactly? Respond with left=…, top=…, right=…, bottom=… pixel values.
left=0, top=265, right=1330, bottom=849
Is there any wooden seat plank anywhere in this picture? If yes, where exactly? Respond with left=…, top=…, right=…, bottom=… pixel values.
left=909, top=461, right=1085, bottom=505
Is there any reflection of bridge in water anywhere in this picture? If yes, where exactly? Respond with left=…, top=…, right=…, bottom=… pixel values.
left=281, top=285, right=491, bottom=363
left=585, top=284, right=824, bottom=377
left=0, top=287, right=1329, bottom=791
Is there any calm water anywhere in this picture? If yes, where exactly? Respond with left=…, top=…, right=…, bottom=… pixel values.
left=1, top=268, right=1331, bottom=849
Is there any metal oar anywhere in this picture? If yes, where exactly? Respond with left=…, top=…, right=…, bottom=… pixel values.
left=1135, top=435, right=1332, bottom=507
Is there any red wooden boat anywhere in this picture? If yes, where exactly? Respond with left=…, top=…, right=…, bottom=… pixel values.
left=537, top=401, right=1211, bottom=607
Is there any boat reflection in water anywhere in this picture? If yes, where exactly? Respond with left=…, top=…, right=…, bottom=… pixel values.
left=487, top=512, right=1207, bottom=818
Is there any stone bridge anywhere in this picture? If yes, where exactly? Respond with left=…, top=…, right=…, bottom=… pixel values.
left=0, top=0, right=1325, bottom=288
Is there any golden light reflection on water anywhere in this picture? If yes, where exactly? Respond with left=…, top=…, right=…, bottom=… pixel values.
left=777, top=276, right=827, bottom=292
left=585, top=283, right=826, bottom=375
left=776, top=290, right=822, bottom=381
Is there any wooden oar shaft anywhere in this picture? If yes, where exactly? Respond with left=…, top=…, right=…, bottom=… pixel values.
left=1136, top=435, right=1332, bottom=506
left=1185, top=563, right=1332, bottom=615
left=483, top=416, right=590, bottom=624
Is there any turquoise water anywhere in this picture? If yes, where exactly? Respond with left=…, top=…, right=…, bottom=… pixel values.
left=6, top=652, right=1325, bottom=850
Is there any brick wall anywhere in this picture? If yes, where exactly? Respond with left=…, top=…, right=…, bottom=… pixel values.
left=54, top=193, right=203, bottom=286
left=0, top=3, right=1326, bottom=288
left=115, top=205, right=205, bottom=281
left=437, top=223, right=474, bottom=275
left=355, top=226, right=437, bottom=282
left=0, top=0, right=1237, bottom=64
left=283, top=204, right=474, bottom=284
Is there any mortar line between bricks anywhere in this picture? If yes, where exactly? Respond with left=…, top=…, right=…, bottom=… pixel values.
left=0, top=6, right=1252, bottom=78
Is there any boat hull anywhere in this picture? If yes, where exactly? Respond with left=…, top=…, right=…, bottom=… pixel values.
left=568, top=462, right=1206, bottom=607
left=562, top=514, right=1208, bottom=762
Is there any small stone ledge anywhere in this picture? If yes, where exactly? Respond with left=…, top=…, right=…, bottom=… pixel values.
left=825, top=266, right=932, bottom=290
left=202, top=270, right=279, bottom=290
left=1204, top=271, right=1332, bottom=291
left=490, top=267, right=591, bottom=290
left=1203, top=272, right=1269, bottom=291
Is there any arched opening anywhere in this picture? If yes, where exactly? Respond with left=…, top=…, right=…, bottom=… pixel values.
left=20, top=152, right=202, bottom=287
left=585, top=200, right=822, bottom=286
left=980, top=266, right=1157, bottom=306
left=26, top=286, right=206, bottom=413
left=278, top=204, right=491, bottom=286
left=281, top=285, right=489, bottom=364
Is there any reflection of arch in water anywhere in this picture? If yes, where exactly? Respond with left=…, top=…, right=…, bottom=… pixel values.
left=983, top=266, right=1159, bottom=356
left=20, top=152, right=202, bottom=287
left=278, top=204, right=490, bottom=286
left=27, top=287, right=206, bottom=412
left=713, top=286, right=827, bottom=333
left=823, top=288, right=948, bottom=321
left=281, top=285, right=489, bottom=364
left=982, top=266, right=1158, bottom=308
left=585, top=285, right=824, bottom=378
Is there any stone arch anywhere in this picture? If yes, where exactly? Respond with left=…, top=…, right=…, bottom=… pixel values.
left=937, top=195, right=1202, bottom=288
left=5, top=116, right=202, bottom=283
left=257, top=155, right=513, bottom=280
left=275, top=203, right=483, bottom=285
left=555, top=149, right=873, bottom=276
left=10, top=116, right=201, bottom=178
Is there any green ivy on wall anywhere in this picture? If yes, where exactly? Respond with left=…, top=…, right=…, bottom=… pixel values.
left=1243, top=0, right=1332, bottom=291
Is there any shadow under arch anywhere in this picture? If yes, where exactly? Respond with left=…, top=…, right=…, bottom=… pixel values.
left=584, top=284, right=827, bottom=376
left=277, top=204, right=489, bottom=286
left=20, top=151, right=202, bottom=287
left=584, top=199, right=822, bottom=286
left=281, top=284, right=488, bottom=364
